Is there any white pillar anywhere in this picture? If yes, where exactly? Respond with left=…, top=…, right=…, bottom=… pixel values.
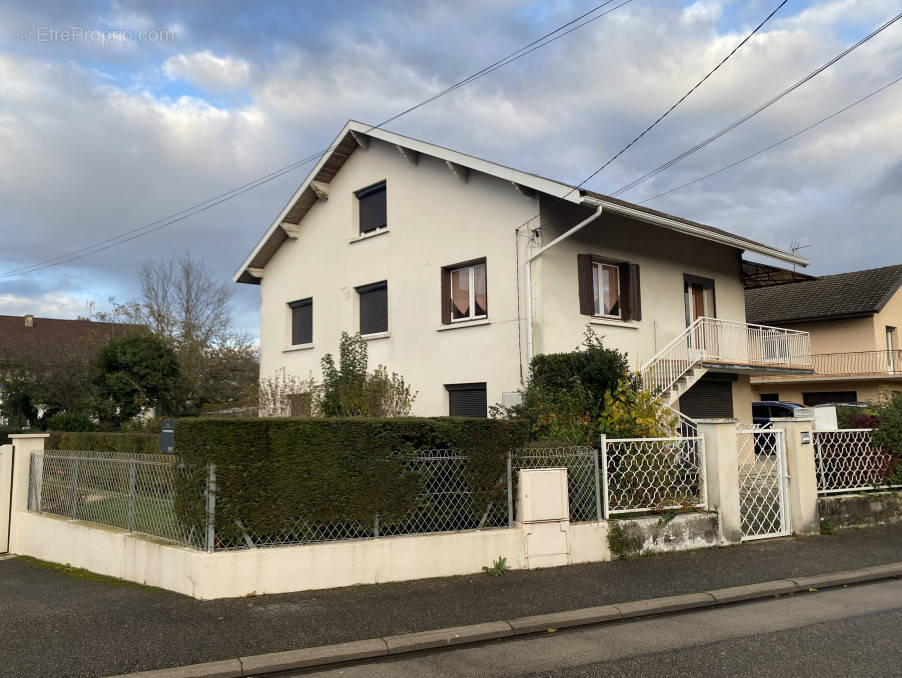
left=0, top=445, right=12, bottom=553
left=7, top=434, right=49, bottom=554
left=771, top=416, right=819, bottom=535
left=696, top=419, right=742, bottom=544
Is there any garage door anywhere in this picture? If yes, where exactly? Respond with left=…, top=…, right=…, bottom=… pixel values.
left=679, top=376, right=734, bottom=419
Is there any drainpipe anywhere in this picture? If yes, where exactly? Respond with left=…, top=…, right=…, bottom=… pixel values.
left=524, top=205, right=603, bottom=365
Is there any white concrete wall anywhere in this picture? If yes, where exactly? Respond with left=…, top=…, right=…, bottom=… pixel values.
left=14, top=511, right=612, bottom=599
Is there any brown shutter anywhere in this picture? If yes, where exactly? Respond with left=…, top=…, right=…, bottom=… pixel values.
left=577, top=254, right=594, bottom=315
left=441, top=268, right=451, bottom=324
left=619, top=262, right=641, bottom=321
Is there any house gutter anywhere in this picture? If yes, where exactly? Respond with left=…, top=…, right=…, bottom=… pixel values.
left=525, top=205, right=604, bottom=364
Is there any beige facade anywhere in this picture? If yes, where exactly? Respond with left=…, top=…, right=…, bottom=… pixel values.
left=243, top=123, right=810, bottom=420
left=752, top=282, right=902, bottom=405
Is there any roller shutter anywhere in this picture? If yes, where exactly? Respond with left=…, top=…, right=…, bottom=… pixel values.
left=446, top=382, right=487, bottom=418
left=679, top=376, right=734, bottom=419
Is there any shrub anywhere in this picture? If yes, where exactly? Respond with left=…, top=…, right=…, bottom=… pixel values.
left=46, top=431, right=160, bottom=454
left=836, top=405, right=879, bottom=429
left=45, top=413, right=98, bottom=433
left=175, top=416, right=527, bottom=547
left=872, top=394, right=902, bottom=484
left=598, top=378, right=678, bottom=438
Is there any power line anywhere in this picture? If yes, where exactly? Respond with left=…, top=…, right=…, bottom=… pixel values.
left=1, top=0, right=632, bottom=279
left=612, top=11, right=902, bottom=196
left=636, top=75, right=902, bottom=203
left=512, top=0, right=788, bottom=233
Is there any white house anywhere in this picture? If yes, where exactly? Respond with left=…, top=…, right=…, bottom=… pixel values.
left=235, top=121, right=813, bottom=421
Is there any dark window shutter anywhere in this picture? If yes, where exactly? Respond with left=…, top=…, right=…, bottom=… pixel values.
left=446, top=383, right=487, bottom=418
left=619, top=262, right=641, bottom=321
left=441, top=268, right=451, bottom=324
left=358, top=282, right=388, bottom=334
left=679, top=378, right=733, bottom=419
left=577, top=253, right=594, bottom=315
left=289, top=298, right=312, bottom=345
left=357, top=182, right=386, bottom=234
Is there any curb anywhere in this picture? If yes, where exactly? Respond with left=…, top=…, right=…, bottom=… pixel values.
left=105, top=561, right=902, bottom=678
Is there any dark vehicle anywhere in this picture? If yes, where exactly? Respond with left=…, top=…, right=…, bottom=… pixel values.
left=752, top=401, right=805, bottom=427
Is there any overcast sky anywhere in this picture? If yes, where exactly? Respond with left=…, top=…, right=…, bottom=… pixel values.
left=1, top=0, right=900, bottom=336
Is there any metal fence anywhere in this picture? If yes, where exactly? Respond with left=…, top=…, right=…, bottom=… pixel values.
left=27, top=450, right=205, bottom=549
left=27, top=447, right=604, bottom=552
left=814, top=429, right=902, bottom=495
left=510, top=447, right=601, bottom=523
left=600, top=435, right=707, bottom=517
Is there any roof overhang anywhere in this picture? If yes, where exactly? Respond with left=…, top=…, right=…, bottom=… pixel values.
left=235, top=121, right=810, bottom=284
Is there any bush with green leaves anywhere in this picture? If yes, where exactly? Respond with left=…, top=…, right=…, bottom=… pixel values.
left=872, top=394, right=902, bottom=484
left=175, top=416, right=527, bottom=548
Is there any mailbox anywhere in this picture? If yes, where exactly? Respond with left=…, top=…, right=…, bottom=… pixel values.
left=161, top=419, right=175, bottom=454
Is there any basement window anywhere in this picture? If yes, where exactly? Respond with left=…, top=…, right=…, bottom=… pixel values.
left=446, top=382, right=487, bottom=418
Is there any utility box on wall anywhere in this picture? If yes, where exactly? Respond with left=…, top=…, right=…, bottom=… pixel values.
left=517, top=468, right=569, bottom=523
left=160, top=420, right=175, bottom=454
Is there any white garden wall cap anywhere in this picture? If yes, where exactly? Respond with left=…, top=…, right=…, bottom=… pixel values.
left=239, top=638, right=388, bottom=673
left=384, top=620, right=513, bottom=654
left=235, top=120, right=807, bottom=284
left=6, top=432, right=50, bottom=439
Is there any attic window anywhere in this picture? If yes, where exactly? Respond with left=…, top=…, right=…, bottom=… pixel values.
left=356, top=181, right=387, bottom=235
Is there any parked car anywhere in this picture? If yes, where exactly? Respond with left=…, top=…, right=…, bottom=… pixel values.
left=752, top=401, right=805, bottom=427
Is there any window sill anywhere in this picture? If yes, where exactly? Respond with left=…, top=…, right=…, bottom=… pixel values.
left=590, top=317, right=638, bottom=329
left=437, top=318, right=491, bottom=331
left=283, top=343, right=315, bottom=352
left=361, top=331, right=390, bottom=341
left=349, top=228, right=389, bottom=244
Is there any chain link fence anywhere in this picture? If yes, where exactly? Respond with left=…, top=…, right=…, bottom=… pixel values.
left=814, top=429, right=901, bottom=495
left=27, top=450, right=205, bottom=548
left=509, top=447, right=601, bottom=523
left=601, top=436, right=707, bottom=517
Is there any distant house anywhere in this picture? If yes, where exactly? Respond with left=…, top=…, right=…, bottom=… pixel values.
left=746, top=265, right=902, bottom=405
left=235, top=121, right=814, bottom=422
left=0, top=314, right=138, bottom=366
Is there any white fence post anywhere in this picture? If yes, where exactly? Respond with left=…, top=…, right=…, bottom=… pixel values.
left=696, top=419, right=742, bottom=544
left=599, top=434, right=609, bottom=520
left=205, top=463, right=217, bottom=553
left=7, top=434, right=49, bottom=554
left=772, top=416, right=819, bottom=535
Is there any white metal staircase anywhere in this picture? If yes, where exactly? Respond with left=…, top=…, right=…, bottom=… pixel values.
left=640, top=317, right=812, bottom=407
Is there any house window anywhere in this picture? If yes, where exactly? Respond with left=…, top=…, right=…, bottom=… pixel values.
left=577, top=254, right=641, bottom=321
left=802, top=391, right=857, bottom=406
left=593, top=263, right=620, bottom=318
left=356, top=181, right=386, bottom=235
left=357, top=281, right=388, bottom=335
left=288, top=298, right=312, bottom=345
left=446, top=382, right=487, bottom=418
left=442, top=260, right=487, bottom=323
left=758, top=393, right=779, bottom=402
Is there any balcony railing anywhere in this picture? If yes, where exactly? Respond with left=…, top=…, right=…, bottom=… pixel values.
left=642, top=317, right=811, bottom=395
left=752, top=350, right=902, bottom=381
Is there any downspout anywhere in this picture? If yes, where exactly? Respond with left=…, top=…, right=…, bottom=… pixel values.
left=524, top=205, right=603, bottom=365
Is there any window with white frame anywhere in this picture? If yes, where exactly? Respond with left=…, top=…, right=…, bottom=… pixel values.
left=593, top=262, right=621, bottom=318
left=445, top=261, right=487, bottom=323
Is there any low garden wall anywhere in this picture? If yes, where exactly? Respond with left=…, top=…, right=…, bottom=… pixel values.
left=818, top=490, right=902, bottom=530
left=607, top=512, right=721, bottom=558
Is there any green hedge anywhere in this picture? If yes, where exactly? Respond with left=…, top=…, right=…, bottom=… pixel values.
left=46, top=431, right=160, bottom=454
left=176, top=417, right=528, bottom=547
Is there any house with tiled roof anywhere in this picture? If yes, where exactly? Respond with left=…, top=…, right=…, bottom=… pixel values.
left=0, top=314, right=138, bottom=365
left=746, top=265, right=902, bottom=405
left=236, top=121, right=815, bottom=422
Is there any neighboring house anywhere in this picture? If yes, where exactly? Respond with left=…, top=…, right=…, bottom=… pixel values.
left=235, top=121, right=812, bottom=421
left=747, top=265, right=902, bottom=406
left=0, top=314, right=136, bottom=364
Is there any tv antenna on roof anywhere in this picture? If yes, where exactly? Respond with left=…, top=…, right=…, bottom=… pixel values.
left=788, top=241, right=814, bottom=271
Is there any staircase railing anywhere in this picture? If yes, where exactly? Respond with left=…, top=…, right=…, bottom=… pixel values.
left=641, top=317, right=812, bottom=396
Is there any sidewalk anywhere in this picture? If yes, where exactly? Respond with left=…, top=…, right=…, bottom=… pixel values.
left=2, top=526, right=901, bottom=678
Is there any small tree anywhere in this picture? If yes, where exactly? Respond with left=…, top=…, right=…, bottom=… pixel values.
left=258, top=369, right=317, bottom=418
left=92, top=333, right=183, bottom=425
left=598, top=377, right=679, bottom=438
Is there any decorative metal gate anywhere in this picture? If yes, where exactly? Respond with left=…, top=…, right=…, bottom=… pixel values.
left=736, top=427, right=790, bottom=540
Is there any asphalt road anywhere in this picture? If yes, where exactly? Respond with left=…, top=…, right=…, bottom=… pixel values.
left=298, top=579, right=902, bottom=677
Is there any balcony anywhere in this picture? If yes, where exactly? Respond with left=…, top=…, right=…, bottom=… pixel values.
left=642, top=317, right=812, bottom=403
left=752, top=350, right=902, bottom=382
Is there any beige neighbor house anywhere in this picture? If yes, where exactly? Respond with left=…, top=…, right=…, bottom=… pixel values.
left=235, top=121, right=814, bottom=422
left=747, top=265, right=902, bottom=405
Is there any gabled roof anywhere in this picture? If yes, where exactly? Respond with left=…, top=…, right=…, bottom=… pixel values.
left=235, top=120, right=810, bottom=284
left=745, top=264, right=902, bottom=325
left=0, top=315, right=139, bottom=362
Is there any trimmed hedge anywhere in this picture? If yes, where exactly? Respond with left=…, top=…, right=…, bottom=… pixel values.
left=46, top=431, right=160, bottom=454
left=176, top=417, right=528, bottom=547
